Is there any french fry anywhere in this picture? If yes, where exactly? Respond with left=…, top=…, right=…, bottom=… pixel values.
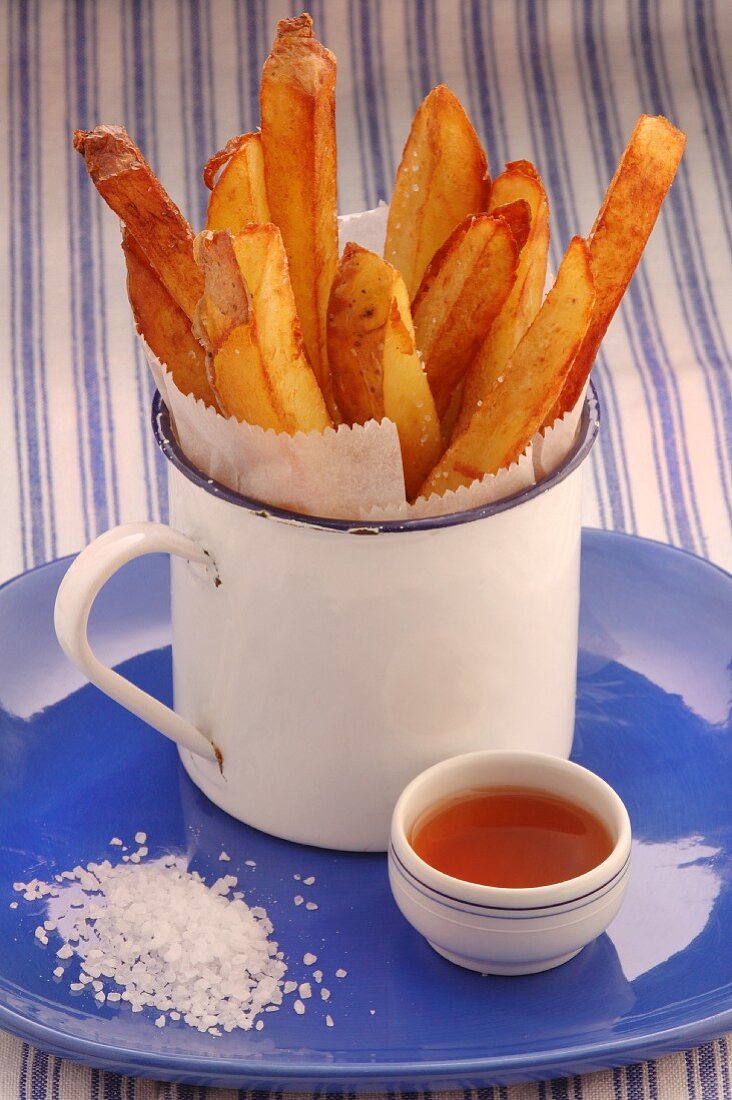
left=384, top=276, right=443, bottom=500
left=260, top=14, right=339, bottom=420
left=548, top=115, right=686, bottom=423
left=455, top=162, right=550, bottom=437
left=73, top=125, right=203, bottom=321
left=230, top=224, right=332, bottom=434
left=420, top=237, right=594, bottom=497
left=211, top=325, right=284, bottom=432
left=193, top=231, right=250, bottom=356
left=193, top=230, right=281, bottom=429
left=327, top=243, right=441, bottom=497
left=327, top=244, right=395, bottom=423
left=384, top=85, right=490, bottom=299
left=205, top=133, right=270, bottom=232
left=412, top=214, right=518, bottom=423
left=122, top=229, right=215, bottom=406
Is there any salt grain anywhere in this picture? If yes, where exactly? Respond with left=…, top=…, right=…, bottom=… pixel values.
left=294, top=895, right=304, bottom=906
left=110, top=838, right=123, bottom=847
left=326, top=1014, right=334, bottom=1027
left=305, top=902, right=318, bottom=911
left=134, top=832, right=147, bottom=844
left=336, top=968, right=347, bottom=978
left=313, top=970, right=323, bottom=983
left=155, top=1014, right=165, bottom=1027
left=321, top=988, right=331, bottom=1001
left=219, top=851, right=231, bottom=862
left=303, top=876, right=315, bottom=886
left=53, top=967, right=64, bottom=978
left=284, top=980, right=297, bottom=995
left=294, top=999, right=306, bottom=1015
left=303, top=952, right=317, bottom=965
left=299, top=983, right=312, bottom=999
left=15, top=849, right=286, bottom=1035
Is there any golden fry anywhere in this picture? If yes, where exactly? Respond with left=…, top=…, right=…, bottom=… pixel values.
left=260, top=14, right=339, bottom=419
left=384, top=85, right=490, bottom=299
left=230, top=224, right=332, bottom=434
left=205, top=133, right=270, bottom=232
left=548, top=115, right=686, bottom=422
left=384, top=275, right=443, bottom=500
left=73, top=125, right=202, bottom=321
left=455, top=162, right=550, bottom=436
left=327, top=243, right=441, bottom=497
left=420, top=237, right=594, bottom=497
left=412, top=214, right=518, bottom=422
left=122, top=230, right=215, bottom=406
left=327, top=244, right=395, bottom=423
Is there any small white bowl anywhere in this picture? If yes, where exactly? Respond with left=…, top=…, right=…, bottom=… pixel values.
left=388, top=750, right=631, bottom=976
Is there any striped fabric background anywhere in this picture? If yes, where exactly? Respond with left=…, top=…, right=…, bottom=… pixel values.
left=1, top=0, right=731, bottom=1096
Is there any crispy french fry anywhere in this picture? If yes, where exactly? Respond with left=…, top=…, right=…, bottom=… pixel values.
left=384, top=276, right=443, bottom=500
left=455, top=162, right=550, bottom=437
left=260, top=14, right=339, bottom=419
left=73, top=126, right=202, bottom=321
left=548, top=115, right=686, bottom=422
left=412, top=214, right=518, bottom=423
left=420, top=237, right=594, bottom=497
left=193, top=230, right=250, bottom=355
left=384, top=86, right=490, bottom=299
left=205, top=133, right=270, bottom=232
left=211, top=324, right=284, bottom=432
left=193, top=229, right=281, bottom=428
left=327, top=244, right=395, bottom=423
left=122, top=229, right=215, bottom=406
left=326, top=243, right=441, bottom=497
left=230, top=224, right=332, bottom=434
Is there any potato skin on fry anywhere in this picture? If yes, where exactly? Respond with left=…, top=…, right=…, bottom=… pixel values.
left=412, top=213, right=518, bottom=424
left=420, top=237, right=594, bottom=497
left=260, top=13, right=339, bottom=420
left=73, top=125, right=203, bottom=322
left=548, top=114, right=686, bottom=423
left=122, top=229, right=216, bottom=407
left=384, top=85, right=490, bottom=299
left=205, top=133, right=270, bottom=232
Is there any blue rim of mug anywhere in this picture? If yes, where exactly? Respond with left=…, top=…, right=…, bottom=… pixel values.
left=151, top=383, right=600, bottom=534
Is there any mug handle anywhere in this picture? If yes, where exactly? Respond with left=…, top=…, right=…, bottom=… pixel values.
left=54, top=522, right=220, bottom=765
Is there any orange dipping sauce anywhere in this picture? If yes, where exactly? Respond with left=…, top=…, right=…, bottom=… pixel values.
left=410, top=786, right=614, bottom=889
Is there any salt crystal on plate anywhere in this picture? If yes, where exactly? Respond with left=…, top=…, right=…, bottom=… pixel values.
left=155, top=1015, right=165, bottom=1027
left=219, top=851, right=231, bottom=862
left=299, top=983, right=312, bottom=999
left=110, top=838, right=123, bottom=847
left=303, top=952, right=317, bottom=965
left=326, top=1014, right=334, bottom=1027
left=294, top=999, right=306, bottom=1015
left=305, top=902, right=318, bottom=911
left=134, top=832, right=147, bottom=845
left=294, top=896, right=304, bottom=906
left=321, top=988, right=331, bottom=1001
left=336, top=968, right=347, bottom=978
left=313, top=970, right=323, bottom=983
left=53, top=967, right=63, bottom=978
left=284, top=980, right=297, bottom=995
left=303, top=876, right=315, bottom=886
left=56, top=944, right=73, bottom=959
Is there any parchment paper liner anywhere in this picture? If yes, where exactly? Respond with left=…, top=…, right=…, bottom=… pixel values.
left=144, top=206, right=586, bottom=523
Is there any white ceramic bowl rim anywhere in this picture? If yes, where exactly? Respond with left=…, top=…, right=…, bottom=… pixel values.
left=391, top=750, right=632, bottom=909
left=152, top=385, right=600, bottom=534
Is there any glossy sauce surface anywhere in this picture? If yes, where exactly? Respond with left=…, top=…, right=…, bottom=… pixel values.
left=410, top=786, right=615, bottom=888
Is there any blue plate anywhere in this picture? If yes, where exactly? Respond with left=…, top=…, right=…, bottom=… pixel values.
left=0, top=530, right=730, bottom=1089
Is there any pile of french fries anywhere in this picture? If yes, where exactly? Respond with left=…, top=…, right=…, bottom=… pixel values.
left=74, top=13, right=685, bottom=503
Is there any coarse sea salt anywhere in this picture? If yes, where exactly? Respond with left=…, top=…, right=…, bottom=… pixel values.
left=16, top=847, right=287, bottom=1035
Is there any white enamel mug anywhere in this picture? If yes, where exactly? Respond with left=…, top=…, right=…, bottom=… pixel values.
left=54, top=387, right=599, bottom=852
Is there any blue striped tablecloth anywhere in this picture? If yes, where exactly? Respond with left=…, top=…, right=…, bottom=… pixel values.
left=2, top=1, right=731, bottom=1097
